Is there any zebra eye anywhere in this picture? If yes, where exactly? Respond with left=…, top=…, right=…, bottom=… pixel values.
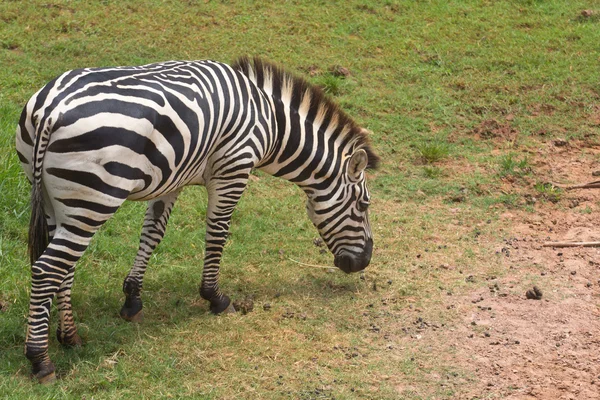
left=357, top=201, right=369, bottom=212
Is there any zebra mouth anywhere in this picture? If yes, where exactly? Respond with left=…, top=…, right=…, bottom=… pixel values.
left=334, top=239, right=373, bottom=274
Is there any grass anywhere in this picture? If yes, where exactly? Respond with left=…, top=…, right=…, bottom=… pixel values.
left=534, top=182, right=563, bottom=203
left=415, top=141, right=450, bottom=164
left=1, top=0, right=599, bottom=398
left=498, top=153, right=531, bottom=177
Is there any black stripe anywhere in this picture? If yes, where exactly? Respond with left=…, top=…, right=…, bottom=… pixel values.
left=18, top=107, right=34, bottom=146
left=55, top=198, right=119, bottom=214
left=62, top=223, right=95, bottom=238
left=104, top=162, right=152, bottom=190
left=17, top=150, right=29, bottom=164
left=66, top=214, right=106, bottom=227
left=47, top=168, right=130, bottom=199
left=51, top=238, right=88, bottom=252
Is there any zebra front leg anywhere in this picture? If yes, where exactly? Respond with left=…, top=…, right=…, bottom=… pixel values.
left=120, top=190, right=181, bottom=322
left=200, top=175, right=250, bottom=314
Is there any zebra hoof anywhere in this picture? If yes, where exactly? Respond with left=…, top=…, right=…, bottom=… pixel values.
left=209, top=295, right=232, bottom=314
left=30, top=359, right=56, bottom=385
left=56, top=329, right=83, bottom=347
left=37, top=370, right=57, bottom=385
left=120, top=308, right=144, bottom=323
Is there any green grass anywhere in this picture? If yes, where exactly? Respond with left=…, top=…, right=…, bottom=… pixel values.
left=1, top=0, right=599, bottom=398
left=415, top=141, right=450, bottom=164
left=534, top=182, right=563, bottom=203
left=498, top=153, right=531, bottom=177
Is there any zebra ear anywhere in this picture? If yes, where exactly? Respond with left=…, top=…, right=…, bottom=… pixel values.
left=348, top=149, right=368, bottom=179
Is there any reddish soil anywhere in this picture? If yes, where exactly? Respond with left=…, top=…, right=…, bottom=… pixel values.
left=445, top=142, right=600, bottom=399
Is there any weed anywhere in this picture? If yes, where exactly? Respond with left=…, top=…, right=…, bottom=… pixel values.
left=312, top=73, right=345, bottom=96
left=498, top=153, right=530, bottom=177
left=534, top=182, right=562, bottom=203
left=423, top=166, right=443, bottom=179
left=578, top=206, right=593, bottom=214
left=416, top=141, right=449, bottom=164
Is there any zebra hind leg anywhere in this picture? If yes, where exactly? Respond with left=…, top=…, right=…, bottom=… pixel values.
left=120, top=191, right=180, bottom=322
left=25, top=226, right=108, bottom=383
left=56, top=267, right=83, bottom=347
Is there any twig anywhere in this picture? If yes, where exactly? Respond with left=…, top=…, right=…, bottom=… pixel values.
left=542, top=241, right=600, bottom=248
left=287, top=257, right=332, bottom=269
left=566, top=180, right=600, bottom=190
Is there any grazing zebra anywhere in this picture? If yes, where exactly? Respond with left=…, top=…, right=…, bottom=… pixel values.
left=15, top=57, right=379, bottom=383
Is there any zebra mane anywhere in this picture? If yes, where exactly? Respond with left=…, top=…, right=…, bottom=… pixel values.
left=232, top=56, right=380, bottom=170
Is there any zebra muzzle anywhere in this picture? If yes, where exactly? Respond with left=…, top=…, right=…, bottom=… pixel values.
left=334, top=238, right=373, bottom=273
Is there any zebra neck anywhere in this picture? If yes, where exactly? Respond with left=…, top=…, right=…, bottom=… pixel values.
left=257, top=95, right=353, bottom=189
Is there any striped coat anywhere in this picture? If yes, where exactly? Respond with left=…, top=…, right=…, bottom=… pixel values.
left=16, top=57, right=379, bottom=383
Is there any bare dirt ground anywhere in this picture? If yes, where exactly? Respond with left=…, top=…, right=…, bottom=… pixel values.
left=442, top=141, right=600, bottom=399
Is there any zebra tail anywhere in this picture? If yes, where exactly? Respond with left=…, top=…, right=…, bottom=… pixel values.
left=28, top=180, right=49, bottom=265
left=27, top=115, right=53, bottom=265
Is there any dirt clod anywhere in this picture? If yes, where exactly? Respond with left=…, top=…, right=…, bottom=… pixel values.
left=525, top=286, right=543, bottom=300
left=263, top=303, right=271, bottom=311
left=233, top=297, right=254, bottom=315
left=330, top=65, right=351, bottom=77
left=553, top=138, right=568, bottom=147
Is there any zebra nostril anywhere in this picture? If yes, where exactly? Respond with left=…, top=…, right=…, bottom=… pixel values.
left=334, top=253, right=354, bottom=274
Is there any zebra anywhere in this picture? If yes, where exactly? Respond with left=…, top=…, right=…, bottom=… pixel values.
left=15, top=57, right=379, bottom=383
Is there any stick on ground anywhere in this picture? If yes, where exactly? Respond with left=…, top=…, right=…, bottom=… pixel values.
left=542, top=241, right=600, bottom=248
left=566, top=180, right=600, bottom=190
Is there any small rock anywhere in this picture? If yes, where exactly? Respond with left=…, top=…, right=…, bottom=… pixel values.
left=330, top=65, right=351, bottom=77
left=592, top=170, right=600, bottom=177
left=526, top=286, right=543, bottom=300
left=581, top=9, right=594, bottom=18
left=553, top=138, right=568, bottom=147
left=263, top=303, right=271, bottom=311
left=571, top=271, right=577, bottom=276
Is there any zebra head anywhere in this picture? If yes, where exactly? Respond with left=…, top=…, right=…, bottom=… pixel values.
left=305, top=146, right=376, bottom=274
